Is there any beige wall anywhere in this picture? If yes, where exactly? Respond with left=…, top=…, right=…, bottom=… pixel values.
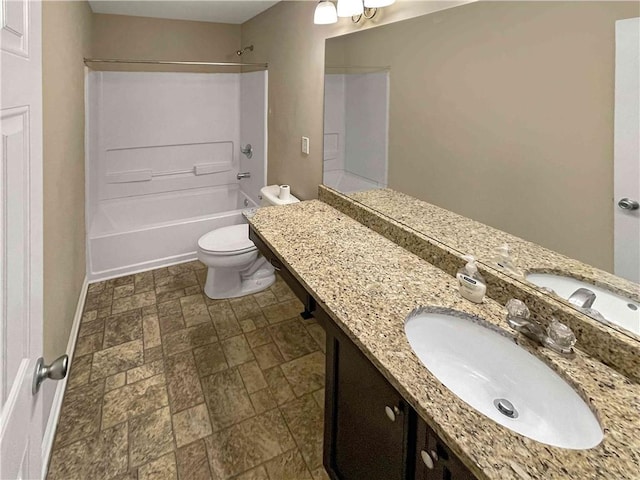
left=92, top=13, right=241, bottom=71
left=240, top=1, right=469, bottom=200
left=42, top=0, right=93, bottom=364
left=333, top=1, right=638, bottom=271
left=41, top=6, right=242, bottom=405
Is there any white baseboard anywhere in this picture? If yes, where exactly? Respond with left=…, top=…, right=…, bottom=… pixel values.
left=41, top=276, right=89, bottom=479
left=88, top=251, right=198, bottom=283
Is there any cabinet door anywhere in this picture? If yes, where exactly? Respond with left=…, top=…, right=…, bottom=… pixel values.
left=324, top=320, right=411, bottom=480
left=415, top=420, right=476, bottom=480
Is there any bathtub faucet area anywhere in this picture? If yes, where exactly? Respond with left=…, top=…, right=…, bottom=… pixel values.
left=86, top=69, right=268, bottom=280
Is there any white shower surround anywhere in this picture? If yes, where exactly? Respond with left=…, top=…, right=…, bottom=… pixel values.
left=323, top=169, right=381, bottom=193
left=86, top=70, right=267, bottom=280
left=323, top=71, right=389, bottom=193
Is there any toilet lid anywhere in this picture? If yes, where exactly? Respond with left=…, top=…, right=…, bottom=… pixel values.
left=198, top=224, right=255, bottom=254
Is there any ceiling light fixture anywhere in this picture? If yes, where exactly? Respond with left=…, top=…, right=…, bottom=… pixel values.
left=337, top=0, right=363, bottom=18
left=314, top=0, right=395, bottom=25
left=314, top=0, right=338, bottom=25
left=354, top=0, right=396, bottom=22
left=364, top=0, right=395, bottom=7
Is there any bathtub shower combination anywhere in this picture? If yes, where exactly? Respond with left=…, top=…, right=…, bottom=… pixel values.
left=86, top=69, right=267, bottom=280
left=323, top=69, right=389, bottom=193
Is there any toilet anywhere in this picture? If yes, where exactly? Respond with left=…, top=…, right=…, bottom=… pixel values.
left=197, top=185, right=300, bottom=299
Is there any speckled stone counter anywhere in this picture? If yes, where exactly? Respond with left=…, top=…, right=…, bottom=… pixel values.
left=248, top=200, right=640, bottom=480
left=319, top=185, right=640, bottom=382
left=344, top=188, right=639, bottom=330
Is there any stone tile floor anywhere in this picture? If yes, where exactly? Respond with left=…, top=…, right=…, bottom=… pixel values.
left=47, top=261, right=329, bottom=480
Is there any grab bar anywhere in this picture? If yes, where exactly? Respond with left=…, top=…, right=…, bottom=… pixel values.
left=106, top=163, right=232, bottom=183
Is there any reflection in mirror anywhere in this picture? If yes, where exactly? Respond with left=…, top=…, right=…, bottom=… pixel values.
left=322, top=1, right=640, bottom=338
left=323, top=67, right=389, bottom=193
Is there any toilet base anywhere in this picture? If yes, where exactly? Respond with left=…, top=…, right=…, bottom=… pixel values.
left=203, top=265, right=275, bottom=299
left=237, top=269, right=276, bottom=298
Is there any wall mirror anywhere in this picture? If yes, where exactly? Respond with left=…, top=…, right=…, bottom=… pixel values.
left=323, top=66, right=390, bottom=192
left=322, top=1, right=640, bottom=339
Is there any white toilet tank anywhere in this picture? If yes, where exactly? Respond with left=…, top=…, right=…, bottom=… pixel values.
left=260, top=185, right=300, bottom=206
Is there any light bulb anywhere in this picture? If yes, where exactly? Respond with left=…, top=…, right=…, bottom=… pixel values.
left=337, top=0, right=364, bottom=17
left=364, top=0, right=395, bottom=7
left=314, top=0, right=338, bottom=24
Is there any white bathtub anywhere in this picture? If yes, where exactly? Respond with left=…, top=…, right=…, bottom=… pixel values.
left=88, top=185, right=255, bottom=280
left=323, top=169, right=384, bottom=193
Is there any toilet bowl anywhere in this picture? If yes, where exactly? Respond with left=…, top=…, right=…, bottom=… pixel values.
left=197, top=224, right=274, bottom=299
left=197, top=185, right=300, bottom=299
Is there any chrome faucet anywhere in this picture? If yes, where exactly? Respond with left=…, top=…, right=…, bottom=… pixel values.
left=568, top=288, right=596, bottom=309
left=505, top=299, right=576, bottom=355
left=237, top=172, right=251, bottom=180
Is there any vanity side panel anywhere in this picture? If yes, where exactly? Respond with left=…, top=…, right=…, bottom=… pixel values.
left=249, top=226, right=316, bottom=316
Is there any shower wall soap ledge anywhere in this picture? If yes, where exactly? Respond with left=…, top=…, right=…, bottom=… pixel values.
left=106, top=169, right=152, bottom=183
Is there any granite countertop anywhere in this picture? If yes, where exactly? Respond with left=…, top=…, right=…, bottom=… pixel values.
left=347, top=189, right=640, bottom=306
left=248, top=200, right=640, bottom=480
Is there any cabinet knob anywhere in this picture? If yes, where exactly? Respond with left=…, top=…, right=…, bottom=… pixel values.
left=384, top=405, right=400, bottom=422
left=420, top=450, right=435, bottom=469
left=384, top=406, right=395, bottom=422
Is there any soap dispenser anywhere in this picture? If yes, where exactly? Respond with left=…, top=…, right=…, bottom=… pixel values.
left=457, top=255, right=486, bottom=303
left=491, top=243, right=523, bottom=277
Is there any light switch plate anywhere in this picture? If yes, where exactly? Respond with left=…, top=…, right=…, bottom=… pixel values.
left=301, top=136, right=310, bottom=155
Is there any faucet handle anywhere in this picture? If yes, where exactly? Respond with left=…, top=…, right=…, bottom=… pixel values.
left=505, top=299, right=530, bottom=320
left=568, top=288, right=596, bottom=309
left=546, top=318, right=576, bottom=350
left=505, top=299, right=531, bottom=330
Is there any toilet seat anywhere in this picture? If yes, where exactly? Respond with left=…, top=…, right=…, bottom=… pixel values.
left=198, top=224, right=256, bottom=256
left=197, top=185, right=298, bottom=299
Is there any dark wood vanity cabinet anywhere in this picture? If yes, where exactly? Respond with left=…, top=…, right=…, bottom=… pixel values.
left=321, top=311, right=477, bottom=480
left=322, top=314, right=413, bottom=480
left=415, top=420, right=476, bottom=480
left=249, top=225, right=477, bottom=480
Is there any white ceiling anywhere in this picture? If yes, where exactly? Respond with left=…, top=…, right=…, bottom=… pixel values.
left=88, top=0, right=280, bottom=25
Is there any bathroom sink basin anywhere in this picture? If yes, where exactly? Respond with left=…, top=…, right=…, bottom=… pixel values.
left=526, top=272, right=639, bottom=334
left=404, top=309, right=603, bottom=449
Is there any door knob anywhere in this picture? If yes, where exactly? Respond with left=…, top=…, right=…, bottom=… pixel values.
left=32, top=355, right=68, bottom=394
left=241, top=144, right=253, bottom=159
left=618, top=198, right=639, bottom=211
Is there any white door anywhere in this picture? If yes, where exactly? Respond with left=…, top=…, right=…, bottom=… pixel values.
left=614, top=18, right=640, bottom=284
left=0, top=0, right=44, bottom=478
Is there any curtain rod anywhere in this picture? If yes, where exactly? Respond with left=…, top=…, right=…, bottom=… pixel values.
left=83, top=58, right=268, bottom=68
